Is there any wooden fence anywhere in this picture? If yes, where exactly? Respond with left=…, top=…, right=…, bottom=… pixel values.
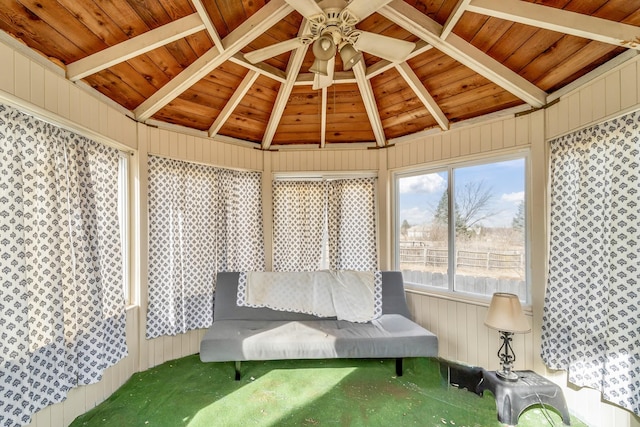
left=401, top=270, right=527, bottom=301
left=399, top=244, right=523, bottom=271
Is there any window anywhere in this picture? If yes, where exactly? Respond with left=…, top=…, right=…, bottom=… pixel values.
left=395, top=155, right=528, bottom=302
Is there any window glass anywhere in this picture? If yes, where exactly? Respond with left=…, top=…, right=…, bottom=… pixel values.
left=453, top=159, right=526, bottom=300
left=397, top=171, right=449, bottom=289
left=396, top=156, right=528, bottom=302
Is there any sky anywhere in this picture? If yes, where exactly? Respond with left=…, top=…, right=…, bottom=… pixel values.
left=398, top=158, right=525, bottom=229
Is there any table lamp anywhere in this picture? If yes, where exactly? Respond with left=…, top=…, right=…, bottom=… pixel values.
left=484, top=292, right=531, bottom=382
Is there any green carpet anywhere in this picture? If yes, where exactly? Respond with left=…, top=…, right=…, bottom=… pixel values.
left=71, top=356, right=586, bottom=427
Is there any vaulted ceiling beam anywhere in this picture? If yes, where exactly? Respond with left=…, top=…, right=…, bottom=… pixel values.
left=396, top=62, right=449, bottom=130
left=441, top=0, right=471, bottom=40
left=66, top=13, right=205, bottom=81
left=295, top=72, right=356, bottom=85
left=230, top=54, right=287, bottom=83
left=467, top=0, right=640, bottom=50
left=262, top=21, right=310, bottom=150
left=209, top=70, right=259, bottom=138
left=353, top=61, right=386, bottom=147
left=134, top=0, right=291, bottom=122
left=380, top=0, right=547, bottom=108
left=190, top=0, right=223, bottom=49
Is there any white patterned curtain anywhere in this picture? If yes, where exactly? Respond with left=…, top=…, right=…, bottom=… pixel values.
left=328, top=178, right=378, bottom=270
left=272, top=180, right=327, bottom=271
left=0, top=103, right=127, bottom=427
left=146, top=157, right=264, bottom=339
left=272, top=177, right=378, bottom=272
left=216, top=169, right=265, bottom=272
left=541, top=111, right=640, bottom=415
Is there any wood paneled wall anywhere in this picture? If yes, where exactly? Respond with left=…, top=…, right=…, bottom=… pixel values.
left=269, top=147, right=378, bottom=172
left=405, top=292, right=534, bottom=371
left=387, top=114, right=532, bottom=169
left=547, top=53, right=640, bottom=141
left=146, top=128, right=264, bottom=171
left=0, top=35, right=137, bottom=151
left=2, top=35, right=640, bottom=427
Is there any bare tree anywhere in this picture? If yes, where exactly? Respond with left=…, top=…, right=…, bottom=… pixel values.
left=456, top=180, right=496, bottom=232
left=431, top=181, right=496, bottom=238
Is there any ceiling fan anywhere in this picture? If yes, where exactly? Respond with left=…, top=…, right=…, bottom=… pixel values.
left=244, top=0, right=416, bottom=89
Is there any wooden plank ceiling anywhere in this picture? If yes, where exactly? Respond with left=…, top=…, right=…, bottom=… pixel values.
left=1, top=0, right=639, bottom=149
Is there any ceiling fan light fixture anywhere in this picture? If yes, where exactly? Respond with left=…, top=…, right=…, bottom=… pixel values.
left=310, top=58, right=329, bottom=76
left=339, top=43, right=362, bottom=71
left=312, top=35, right=337, bottom=61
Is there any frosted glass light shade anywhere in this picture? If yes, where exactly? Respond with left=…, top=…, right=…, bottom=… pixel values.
left=340, top=43, right=363, bottom=71
left=310, top=58, right=329, bottom=76
left=312, top=35, right=336, bottom=61
left=484, top=293, right=530, bottom=333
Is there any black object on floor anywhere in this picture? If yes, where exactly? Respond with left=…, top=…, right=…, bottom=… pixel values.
left=477, top=370, right=571, bottom=426
left=439, top=359, right=484, bottom=395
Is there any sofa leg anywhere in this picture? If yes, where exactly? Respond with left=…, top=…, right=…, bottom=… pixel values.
left=234, top=361, right=241, bottom=381
left=396, top=358, right=403, bottom=376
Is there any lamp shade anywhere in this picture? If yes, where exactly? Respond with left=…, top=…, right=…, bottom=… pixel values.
left=309, top=58, right=329, bottom=76
left=484, top=293, right=530, bottom=333
left=312, top=35, right=336, bottom=61
left=339, top=43, right=363, bottom=71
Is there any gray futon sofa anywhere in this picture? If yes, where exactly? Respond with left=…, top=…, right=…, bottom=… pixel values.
left=200, top=271, right=438, bottom=379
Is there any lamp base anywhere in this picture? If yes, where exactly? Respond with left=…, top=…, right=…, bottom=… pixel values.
left=496, top=369, right=519, bottom=382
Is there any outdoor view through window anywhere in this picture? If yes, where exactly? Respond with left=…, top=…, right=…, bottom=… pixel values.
left=397, top=157, right=527, bottom=301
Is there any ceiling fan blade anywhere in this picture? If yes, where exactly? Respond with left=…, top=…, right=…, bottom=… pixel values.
left=313, top=57, right=335, bottom=90
left=353, top=31, right=415, bottom=63
left=284, top=0, right=324, bottom=19
left=344, top=0, right=392, bottom=21
left=244, top=38, right=304, bottom=64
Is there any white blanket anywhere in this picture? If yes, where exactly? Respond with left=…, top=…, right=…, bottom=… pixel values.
left=236, top=270, right=382, bottom=323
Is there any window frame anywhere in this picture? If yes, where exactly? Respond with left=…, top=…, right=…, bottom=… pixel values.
left=118, top=151, right=131, bottom=304
left=392, top=150, right=531, bottom=304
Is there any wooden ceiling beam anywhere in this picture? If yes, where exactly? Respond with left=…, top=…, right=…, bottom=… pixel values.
left=467, top=0, right=640, bottom=50
left=134, top=0, right=292, bottom=122
left=209, top=70, right=259, bottom=138
left=66, top=13, right=205, bottom=81
left=396, top=62, right=449, bottom=130
left=229, top=54, right=287, bottom=83
left=190, top=0, right=224, bottom=49
left=295, top=72, right=356, bottom=85
left=353, top=61, right=386, bottom=147
left=380, top=0, right=547, bottom=108
left=262, top=21, right=311, bottom=150
left=441, top=0, right=471, bottom=40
